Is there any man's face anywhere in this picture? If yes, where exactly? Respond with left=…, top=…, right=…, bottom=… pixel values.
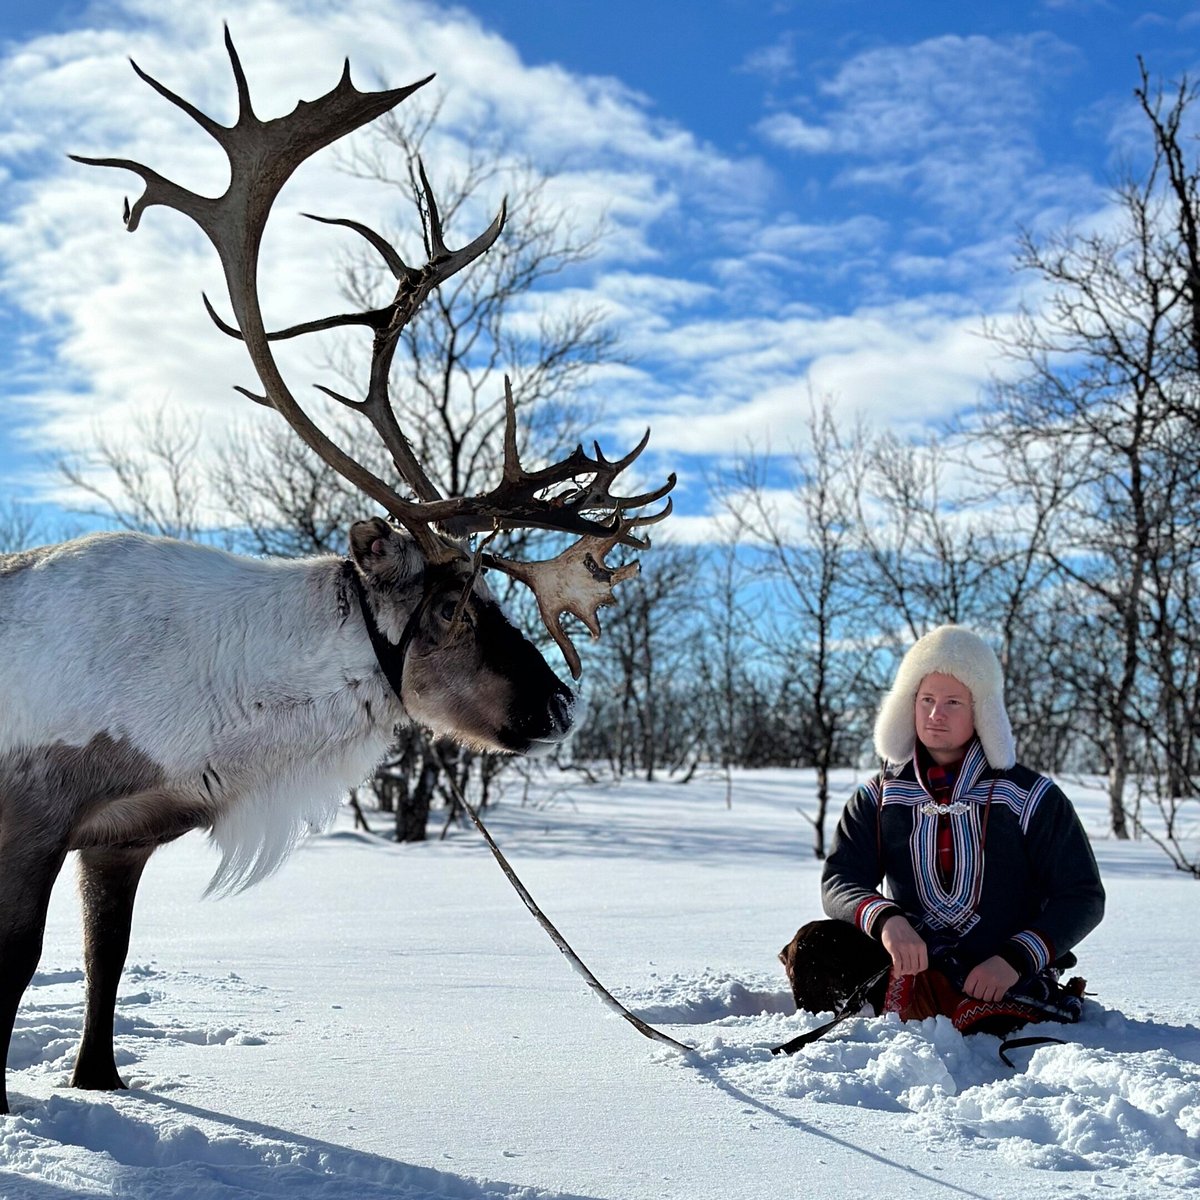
left=914, top=672, right=975, bottom=763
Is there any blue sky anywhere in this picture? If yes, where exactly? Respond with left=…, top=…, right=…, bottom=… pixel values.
left=0, top=0, right=1196, bottom=540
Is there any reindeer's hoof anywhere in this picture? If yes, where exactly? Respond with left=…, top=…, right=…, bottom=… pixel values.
left=71, top=1064, right=127, bottom=1092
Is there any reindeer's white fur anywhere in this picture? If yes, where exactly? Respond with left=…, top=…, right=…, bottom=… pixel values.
left=0, top=532, right=403, bottom=892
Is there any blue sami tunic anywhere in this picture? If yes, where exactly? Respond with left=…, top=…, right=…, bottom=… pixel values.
left=821, top=738, right=1105, bottom=978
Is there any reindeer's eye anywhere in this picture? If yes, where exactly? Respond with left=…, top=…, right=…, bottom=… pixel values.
left=436, top=595, right=474, bottom=628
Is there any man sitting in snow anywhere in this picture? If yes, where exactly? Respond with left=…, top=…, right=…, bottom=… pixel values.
left=781, top=625, right=1105, bottom=1039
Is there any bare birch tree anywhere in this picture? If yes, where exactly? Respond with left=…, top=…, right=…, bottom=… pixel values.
left=718, top=401, right=880, bottom=857
left=57, top=409, right=210, bottom=542
left=983, top=62, right=1200, bottom=838
left=0, top=497, right=46, bottom=553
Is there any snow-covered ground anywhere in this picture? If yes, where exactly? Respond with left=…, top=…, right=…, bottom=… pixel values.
left=2, top=767, right=1196, bottom=1199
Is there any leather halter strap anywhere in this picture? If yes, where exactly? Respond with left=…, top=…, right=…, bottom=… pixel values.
left=348, top=564, right=438, bottom=708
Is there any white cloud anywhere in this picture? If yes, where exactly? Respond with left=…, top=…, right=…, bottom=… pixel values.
left=0, top=1, right=1121, bottom=545
left=1044, top=0, right=1117, bottom=12
left=755, top=112, right=834, bottom=153
left=654, top=510, right=741, bottom=547
left=754, top=215, right=887, bottom=256
left=0, top=0, right=763, bottom=506
left=600, top=301, right=1026, bottom=458
left=757, top=33, right=1091, bottom=227
left=739, top=39, right=797, bottom=86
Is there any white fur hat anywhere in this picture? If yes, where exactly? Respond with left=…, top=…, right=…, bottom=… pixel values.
left=873, top=625, right=1016, bottom=769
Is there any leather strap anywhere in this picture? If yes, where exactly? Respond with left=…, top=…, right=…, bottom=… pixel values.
left=348, top=565, right=435, bottom=707
left=998, top=1034, right=1065, bottom=1068
left=770, top=964, right=891, bottom=1056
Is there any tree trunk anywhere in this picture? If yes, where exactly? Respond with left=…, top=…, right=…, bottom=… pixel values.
left=396, top=755, right=438, bottom=843
left=813, top=759, right=830, bottom=861
left=1107, top=763, right=1129, bottom=841
left=1107, top=725, right=1130, bottom=841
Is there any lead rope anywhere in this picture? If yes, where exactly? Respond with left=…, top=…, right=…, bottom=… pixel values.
left=436, top=758, right=696, bottom=1056
left=997, top=1034, right=1066, bottom=1067
left=350, top=566, right=693, bottom=1056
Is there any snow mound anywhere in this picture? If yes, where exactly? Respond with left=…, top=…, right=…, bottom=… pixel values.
left=622, top=969, right=795, bottom=1024
left=913, top=1042, right=1200, bottom=1186
left=636, top=974, right=1200, bottom=1195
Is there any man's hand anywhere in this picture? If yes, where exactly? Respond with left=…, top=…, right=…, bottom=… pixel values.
left=880, top=914, right=928, bottom=976
left=963, top=955, right=1019, bottom=1002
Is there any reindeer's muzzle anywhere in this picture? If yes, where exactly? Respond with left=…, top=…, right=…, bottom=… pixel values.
left=501, top=676, right=575, bottom=757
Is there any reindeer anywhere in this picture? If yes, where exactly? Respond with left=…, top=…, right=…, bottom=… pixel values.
left=0, top=30, right=672, bottom=1115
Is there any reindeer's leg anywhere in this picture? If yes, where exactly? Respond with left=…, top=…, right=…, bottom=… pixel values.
left=71, top=846, right=153, bottom=1092
left=0, top=833, right=69, bottom=1115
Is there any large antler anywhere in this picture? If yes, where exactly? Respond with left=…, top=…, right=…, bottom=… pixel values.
left=73, top=27, right=674, bottom=677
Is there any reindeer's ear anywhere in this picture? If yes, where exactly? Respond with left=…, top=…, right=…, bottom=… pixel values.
left=349, top=518, right=423, bottom=588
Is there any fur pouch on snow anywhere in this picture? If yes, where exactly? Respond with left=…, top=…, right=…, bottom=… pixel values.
left=778, top=919, right=891, bottom=1015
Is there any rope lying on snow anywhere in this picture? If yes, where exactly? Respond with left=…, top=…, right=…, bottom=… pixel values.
left=434, top=776, right=1059, bottom=1067
left=439, top=764, right=696, bottom=1057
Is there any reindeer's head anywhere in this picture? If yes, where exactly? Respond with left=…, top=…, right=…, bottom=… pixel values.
left=74, top=28, right=673, bottom=750
left=349, top=518, right=574, bottom=754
